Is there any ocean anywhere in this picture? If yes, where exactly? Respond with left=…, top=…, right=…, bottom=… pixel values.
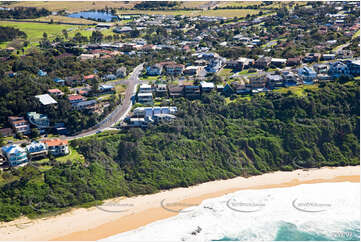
left=100, top=182, right=360, bottom=241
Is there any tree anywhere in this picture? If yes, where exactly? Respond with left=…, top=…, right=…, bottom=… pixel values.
left=62, top=29, right=68, bottom=40
left=90, top=31, right=103, bottom=43
left=31, top=128, right=40, bottom=138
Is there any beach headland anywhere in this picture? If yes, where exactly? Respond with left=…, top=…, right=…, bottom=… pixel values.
left=0, top=166, right=359, bottom=241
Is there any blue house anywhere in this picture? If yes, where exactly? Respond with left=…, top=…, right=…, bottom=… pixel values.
left=146, top=64, right=163, bottom=76
left=1, top=144, right=28, bottom=166
left=298, top=67, right=317, bottom=83
left=38, top=70, right=47, bottom=77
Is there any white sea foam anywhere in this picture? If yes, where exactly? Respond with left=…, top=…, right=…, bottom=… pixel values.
left=100, top=182, right=360, bottom=241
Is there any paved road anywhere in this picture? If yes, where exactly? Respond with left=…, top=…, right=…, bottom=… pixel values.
left=67, top=63, right=144, bottom=140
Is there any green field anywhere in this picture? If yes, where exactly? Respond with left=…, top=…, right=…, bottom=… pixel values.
left=273, top=84, right=319, bottom=97
left=0, top=21, right=81, bottom=42
left=0, top=20, right=122, bottom=49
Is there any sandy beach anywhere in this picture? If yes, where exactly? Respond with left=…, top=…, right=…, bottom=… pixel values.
left=0, top=166, right=359, bottom=241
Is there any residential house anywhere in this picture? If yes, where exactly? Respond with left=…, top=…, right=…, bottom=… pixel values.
left=103, top=74, right=117, bottom=81
left=216, top=84, right=224, bottom=92
left=48, top=89, right=64, bottom=96
left=132, top=106, right=177, bottom=125
left=1, top=144, right=28, bottom=166
left=73, top=100, right=97, bottom=111
left=336, top=50, right=353, bottom=59
left=231, top=81, right=250, bottom=94
left=184, top=84, right=201, bottom=99
left=139, top=84, right=153, bottom=93
left=313, top=64, right=329, bottom=74
left=183, top=66, right=200, bottom=75
left=205, top=59, right=222, bottom=73
left=254, top=57, right=272, bottom=69
left=164, top=63, right=185, bottom=75
left=298, top=67, right=317, bottom=82
left=281, top=71, right=299, bottom=86
left=168, top=85, right=184, bottom=98
left=345, top=60, right=360, bottom=76
left=225, top=57, right=254, bottom=70
left=65, top=75, right=82, bottom=86
left=68, top=94, right=86, bottom=105
left=321, top=54, right=336, bottom=61
left=303, top=53, right=322, bottom=63
left=83, top=74, right=97, bottom=83
left=328, top=61, right=350, bottom=78
left=154, top=84, right=168, bottom=97
left=270, top=58, right=287, bottom=67
left=200, top=81, right=215, bottom=92
left=137, top=93, right=153, bottom=104
left=225, top=60, right=243, bottom=70
left=27, top=112, right=50, bottom=127
left=35, top=94, right=58, bottom=106
left=99, top=84, right=115, bottom=93
left=26, top=141, right=48, bottom=159
left=146, top=64, right=163, bottom=76
left=129, top=118, right=147, bottom=127
left=248, top=75, right=268, bottom=90
left=267, top=74, right=284, bottom=88
left=43, top=139, right=69, bottom=156
left=8, top=116, right=30, bottom=134
left=286, top=57, right=302, bottom=66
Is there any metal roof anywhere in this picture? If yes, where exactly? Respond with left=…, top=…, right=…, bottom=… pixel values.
left=35, top=94, right=58, bottom=105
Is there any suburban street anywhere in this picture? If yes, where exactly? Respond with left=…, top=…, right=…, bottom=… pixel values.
left=67, top=63, right=144, bottom=140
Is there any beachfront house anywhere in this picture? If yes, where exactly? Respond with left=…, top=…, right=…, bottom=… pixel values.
left=43, top=139, right=69, bottom=156
left=26, top=141, right=48, bottom=159
left=1, top=144, right=28, bottom=166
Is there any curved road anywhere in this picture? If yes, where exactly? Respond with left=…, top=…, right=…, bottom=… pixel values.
left=67, top=63, right=144, bottom=140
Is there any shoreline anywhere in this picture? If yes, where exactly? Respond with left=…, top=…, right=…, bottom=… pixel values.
left=0, top=166, right=359, bottom=241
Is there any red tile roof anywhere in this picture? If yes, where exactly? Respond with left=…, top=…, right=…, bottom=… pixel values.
left=68, top=94, right=85, bottom=101
left=43, top=139, right=68, bottom=147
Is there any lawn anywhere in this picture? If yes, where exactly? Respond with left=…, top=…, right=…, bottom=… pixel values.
left=217, top=68, right=234, bottom=78
left=140, top=75, right=160, bottom=82
left=31, top=15, right=97, bottom=24
left=273, top=84, right=319, bottom=97
left=35, top=146, right=85, bottom=165
left=0, top=21, right=80, bottom=42
left=0, top=20, right=118, bottom=49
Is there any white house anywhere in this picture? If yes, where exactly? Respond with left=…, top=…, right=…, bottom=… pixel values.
left=200, top=81, right=215, bottom=92
left=1, top=144, right=28, bottom=166
left=139, top=84, right=153, bottom=93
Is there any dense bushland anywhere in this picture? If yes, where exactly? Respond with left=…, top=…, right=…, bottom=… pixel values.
left=0, top=80, right=359, bottom=221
